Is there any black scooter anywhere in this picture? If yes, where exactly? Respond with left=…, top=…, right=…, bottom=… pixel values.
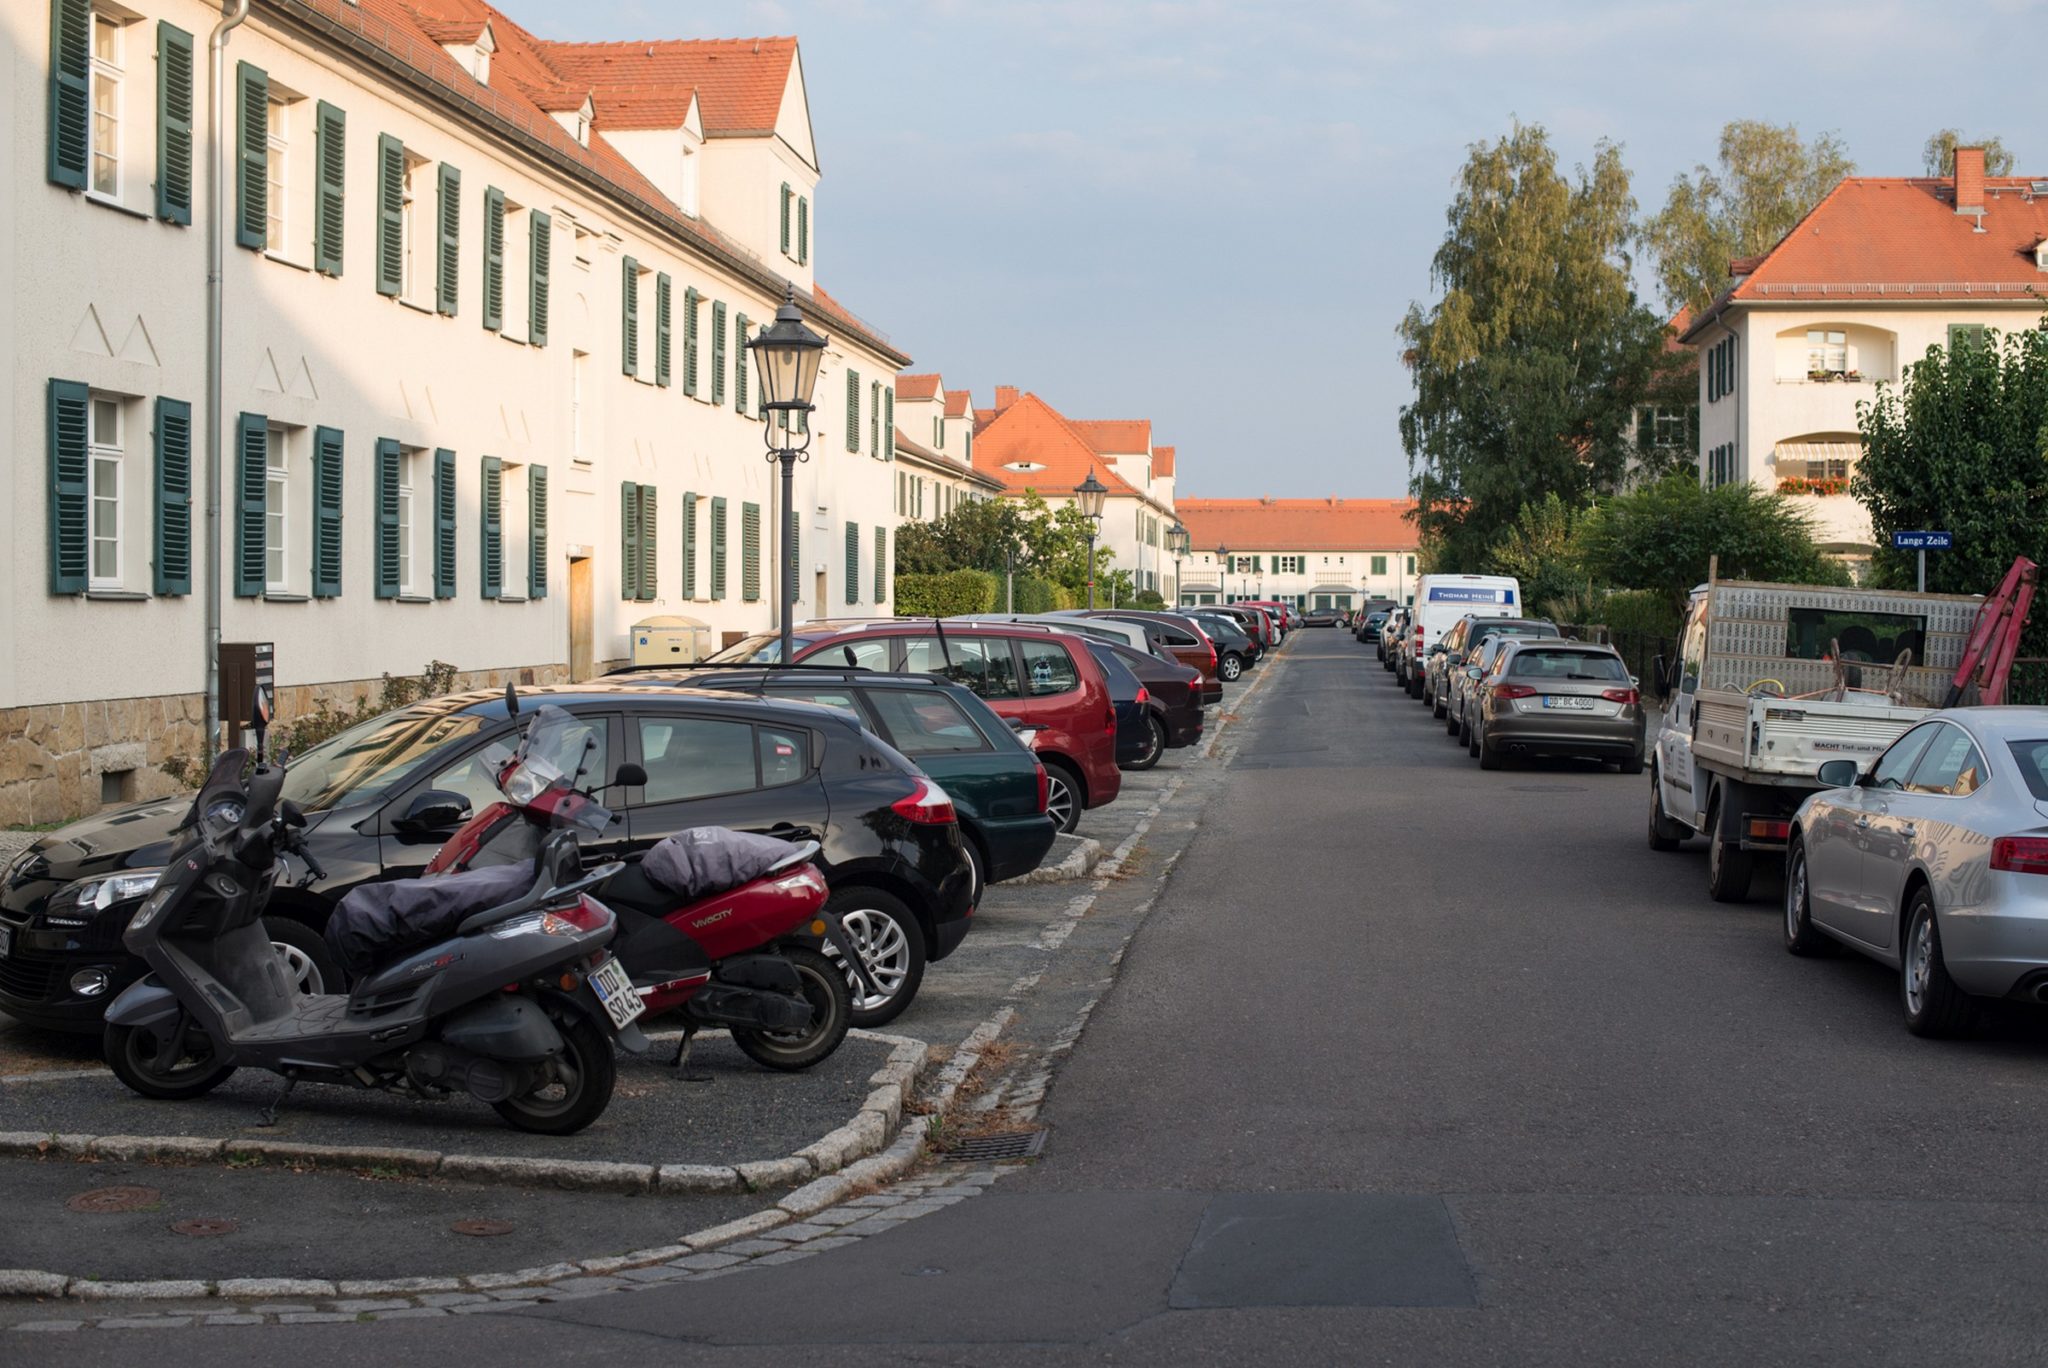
left=103, top=740, right=649, bottom=1135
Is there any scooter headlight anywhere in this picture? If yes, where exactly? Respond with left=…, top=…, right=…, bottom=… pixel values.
left=126, top=881, right=178, bottom=932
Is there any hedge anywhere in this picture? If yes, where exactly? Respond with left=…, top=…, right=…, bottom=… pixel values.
left=893, top=569, right=998, bottom=617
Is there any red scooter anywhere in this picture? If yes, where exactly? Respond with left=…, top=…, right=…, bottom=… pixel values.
left=429, top=701, right=870, bottom=1072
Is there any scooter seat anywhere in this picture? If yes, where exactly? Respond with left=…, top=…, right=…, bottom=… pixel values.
left=641, top=827, right=803, bottom=903
left=325, top=861, right=535, bottom=978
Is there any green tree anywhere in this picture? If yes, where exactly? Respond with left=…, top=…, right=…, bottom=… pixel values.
left=1489, top=492, right=1589, bottom=613
left=1922, top=130, right=2017, bottom=177
left=1642, top=120, right=1854, bottom=317
left=891, top=497, right=1026, bottom=577
left=1399, top=123, right=1666, bottom=571
left=1853, top=324, right=2048, bottom=612
left=1578, top=471, right=1846, bottom=612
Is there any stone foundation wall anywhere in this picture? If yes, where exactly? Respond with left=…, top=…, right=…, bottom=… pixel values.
left=0, top=662, right=569, bottom=827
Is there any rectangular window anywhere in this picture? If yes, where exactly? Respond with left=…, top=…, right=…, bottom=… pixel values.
left=571, top=349, right=588, bottom=462
left=395, top=453, right=415, bottom=594
left=264, top=425, right=290, bottom=591
left=88, top=395, right=122, bottom=588
left=1806, top=329, right=1847, bottom=375
left=265, top=95, right=287, bottom=251
left=399, top=150, right=433, bottom=304
left=1949, top=324, right=1987, bottom=352
left=89, top=10, right=123, bottom=199
left=501, top=463, right=530, bottom=598
left=1371, top=555, right=1387, bottom=575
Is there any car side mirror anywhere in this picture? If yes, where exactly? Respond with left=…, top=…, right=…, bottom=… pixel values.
left=1816, top=760, right=1861, bottom=788
left=612, top=762, right=648, bottom=789
left=1466, top=666, right=1482, bottom=680
left=397, top=789, right=471, bottom=834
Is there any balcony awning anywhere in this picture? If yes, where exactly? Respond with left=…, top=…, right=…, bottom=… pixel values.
left=1773, top=441, right=1861, bottom=465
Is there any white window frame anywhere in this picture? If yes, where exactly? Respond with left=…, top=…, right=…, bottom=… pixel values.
left=399, top=151, right=433, bottom=306
left=265, top=426, right=292, bottom=593
left=88, top=8, right=125, bottom=202
left=88, top=395, right=124, bottom=589
left=265, top=95, right=289, bottom=253
left=1806, top=329, right=1848, bottom=375
left=501, top=462, right=531, bottom=598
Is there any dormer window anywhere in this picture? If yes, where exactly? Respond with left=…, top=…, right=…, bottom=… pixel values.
left=552, top=96, right=593, bottom=148
left=443, top=21, right=494, bottom=85
left=2035, top=238, right=2048, bottom=272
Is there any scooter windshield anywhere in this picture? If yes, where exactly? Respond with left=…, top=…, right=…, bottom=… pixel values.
left=498, top=706, right=612, bottom=836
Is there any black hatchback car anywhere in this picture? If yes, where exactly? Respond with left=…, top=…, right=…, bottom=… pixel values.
left=0, top=683, right=973, bottom=1034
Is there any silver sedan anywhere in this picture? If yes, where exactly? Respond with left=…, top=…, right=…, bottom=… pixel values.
left=1785, top=707, right=2048, bottom=1036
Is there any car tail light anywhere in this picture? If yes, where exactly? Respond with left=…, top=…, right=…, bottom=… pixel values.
left=1033, top=761, right=1049, bottom=814
left=1601, top=688, right=1639, bottom=705
left=1495, top=683, right=1537, bottom=700
left=1135, top=686, right=1149, bottom=705
left=1746, top=818, right=1791, bottom=843
left=891, top=779, right=958, bottom=825
left=1991, top=836, right=2048, bottom=875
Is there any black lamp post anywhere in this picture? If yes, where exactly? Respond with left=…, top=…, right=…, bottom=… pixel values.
left=747, top=285, right=828, bottom=664
left=1075, top=472, right=1109, bottom=609
left=1167, top=522, right=1189, bottom=606
left=1215, top=544, right=1230, bottom=603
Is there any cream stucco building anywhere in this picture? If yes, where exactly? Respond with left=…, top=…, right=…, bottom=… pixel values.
left=891, top=373, right=1000, bottom=519
left=3, top=0, right=910, bottom=821
left=1175, top=499, right=1419, bottom=610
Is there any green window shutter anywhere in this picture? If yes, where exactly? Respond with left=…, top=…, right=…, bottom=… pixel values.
left=873, top=526, right=886, bottom=604
left=435, top=163, right=460, bottom=315
left=528, top=210, right=551, bottom=345
left=620, top=481, right=641, bottom=601
left=47, top=0, right=89, bottom=189
left=375, top=133, right=404, bottom=295
left=479, top=457, right=503, bottom=599
left=314, top=102, right=345, bottom=274
left=870, top=382, right=880, bottom=456
left=637, top=484, right=658, bottom=601
left=433, top=448, right=456, bottom=598
left=235, top=62, right=268, bottom=250
left=710, top=496, right=727, bottom=601
left=234, top=412, right=267, bottom=597
left=312, top=426, right=344, bottom=598
left=529, top=464, right=548, bottom=599
left=780, top=183, right=791, bottom=254
left=653, top=272, right=671, bottom=386
left=844, top=522, right=859, bottom=605
left=883, top=388, right=894, bottom=460
left=621, top=257, right=639, bottom=376
left=845, top=370, right=860, bottom=452
left=797, top=197, right=809, bottom=265
left=46, top=379, right=89, bottom=593
left=155, top=24, right=195, bottom=223
left=680, top=492, right=698, bottom=598
left=683, top=287, right=700, bottom=396
left=711, top=301, right=728, bottom=404
left=481, top=187, right=503, bottom=330
left=373, top=437, right=400, bottom=598
left=734, top=313, right=749, bottom=412
left=152, top=397, right=192, bottom=595
left=741, top=502, right=761, bottom=602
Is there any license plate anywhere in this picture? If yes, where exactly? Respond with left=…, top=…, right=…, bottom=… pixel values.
left=1543, top=695, right=1596, bottom=710
left=587, top=955, right=644, bottom=1030
left=0, top=924, right=10, bottom=958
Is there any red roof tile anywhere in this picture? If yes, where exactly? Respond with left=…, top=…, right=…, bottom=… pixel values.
left=896, top=373, right=943, bottom=401
left=971, top=393, right=1145, bottom=500
left=586, top=86, right=700, bottom=131
left=1176, top=499, right=1419, bottom=553
left=944, top=390, right=971, bottom=418
left=545, top=37, right=797, bottom=137
left=1070, top=419, right=1151, bottom=455
left=1153, top=445, right=1176, bottom=478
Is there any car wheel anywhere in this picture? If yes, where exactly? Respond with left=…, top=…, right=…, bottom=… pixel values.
left=1430, top=685, right=1447, bottom=719
left=1477, top=720, right=1504, bottom=771
left=1458, top=712, right=1474, bottom=749
left=823, top=887, right=928, bottom=1028
left=263, top=915, right=342, bottom=996
left=1445, top=700, right=1462, bottom=736
left=962, top=837, right=987, bottom=904
left=731, top=946, right=852, bottom=1072
left=1408, top=671, right=1424, bottom=700
left=1042, top=760, right=1083, bottom=834
left=1901, top=889, right=1971, bottom=1038
left=1706, top=825, right=1753, bottom=903
left=1646, top=764, right=1684, bottom=851
left=1218, top=653, right=1243, bottom=682
left=1619, top=746, right=1645, bottom=776
left=1124, top=713, right=1166, bottom=772
left=1782, top=839, right=1833, bottom=957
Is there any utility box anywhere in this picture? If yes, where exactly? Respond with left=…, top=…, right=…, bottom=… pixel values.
left=631, top=615, right=711, bottom=666
left=218, top=642, right=275, bottom=747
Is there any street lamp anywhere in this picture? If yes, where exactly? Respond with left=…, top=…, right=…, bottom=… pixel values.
left=748, top=285, right=829, bottom=664
left=1215, top=544, right=1229, bottom=603
left=1167, top=522, right=1189, bottom=606
left=1075, top=472, right=1109, bottom=609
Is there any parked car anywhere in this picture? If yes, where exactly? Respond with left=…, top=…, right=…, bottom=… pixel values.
left=1059, top=610, right=1226, bottom=697
left=1188, top=611, right=1260, bottom=677
left=1357, top=610, right=1389, bottom=645
left=1468, top=639, right=1645, bottom=773
left=1239, top=601, right=1294, bottom=638
left=1300, top=607, right=1343, bottom=627
left=1379, top=607, right=1409, bottom=665
left=1401, top=574, right=1524, bottom=698
left=715, top=621, right=1122, bottom=835
left=1087, top=639, right=1205, bottom=758
left=1430, top=615, right=1559, bottom=723
left=649, top=668, right=1057, bottom=906
left=1449, top=632, right=1524, bottom=750
left=1204, top=604, right=1276, bottom=652
left=0, top=684, right=975, bottom=1033
left=1785, top=708, right=2048, bottom=1036
left=1087, top=643, right=1156, bottom=770
left=951, top=612, right=1163, bottom=659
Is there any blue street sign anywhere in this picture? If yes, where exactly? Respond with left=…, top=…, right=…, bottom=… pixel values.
left=1893, top=531, right=1952, bottom=550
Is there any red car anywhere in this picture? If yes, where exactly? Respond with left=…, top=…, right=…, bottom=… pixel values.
left=1061, top=610, right=1225, bottom=701
left=713, top=622, right=1121, bottom=835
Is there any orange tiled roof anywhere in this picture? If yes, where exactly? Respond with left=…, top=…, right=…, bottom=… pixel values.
left=586, top=86, right=701, bottom=131
left=544, top=37, right=798, bottom=137
left=897, top=373, right=943, bottom=401
left=1682, top=174, right=2048, bottom=340
left=1071, top=419, right=1151, bottom=455
left=1176, top=499, right=1419, bottom=553
left=971, top=393, right=1145, bottom=500
left=1154, top=445, right=1176, bottom=478
left=944, top=390, right=971, bottom=418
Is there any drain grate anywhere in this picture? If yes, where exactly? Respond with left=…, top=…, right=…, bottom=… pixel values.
left=941, top=1129, right=1046, bottom=1163
left=170, top=1217, right=237, bottom=1237
left=451, top=1218, right=515, bottom=1237
left=66, top=1185, right=161, bottom=1214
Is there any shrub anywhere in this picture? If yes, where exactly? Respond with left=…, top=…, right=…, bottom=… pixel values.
left=1133, top=590, right=1167, bottom=611
left=161, top=660, right=463, bottom=787
left=1010, top=575, right=1061, bottom=614
left=893, top=569, right=998, bottom=618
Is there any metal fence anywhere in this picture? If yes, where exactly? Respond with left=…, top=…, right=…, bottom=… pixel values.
left=1558, top=625, right=1679, bottom=699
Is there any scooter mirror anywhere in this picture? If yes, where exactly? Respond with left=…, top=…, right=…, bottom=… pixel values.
left=611, top=762, right=648, bottom=789
left=280, top=800, right=308, bottom=828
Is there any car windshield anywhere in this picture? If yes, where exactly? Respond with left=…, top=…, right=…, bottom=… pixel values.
left=279, top=706, right=489, bottom=812
left=2008, top=741, right=2048, bottom=801
left=707, top=633, right=825, bottom=664
left=1506, top=650, right=1628, bottom=681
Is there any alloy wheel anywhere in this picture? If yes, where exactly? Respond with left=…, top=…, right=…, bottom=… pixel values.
left=829, top=907, right=913, bottom=1013
left=1045, top=771, right=1078, bottom=832
left=1905, top=913, right=1934, bottom=1017
left=1785, top=853, right=1806, bottom=942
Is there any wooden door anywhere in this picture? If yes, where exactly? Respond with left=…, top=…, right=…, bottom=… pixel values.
left=568, top=556, right=594, bottom=680
left=814, top=570, right=827, bottom=625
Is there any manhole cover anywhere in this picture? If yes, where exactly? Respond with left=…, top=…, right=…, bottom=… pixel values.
left=170, top=1217, right=237, bottom=1237
left=65, top=1185, right=161, bottom=1214
left=1508, top=784, right=1586, bottom=794
left=451, top=1218, right=515, bottom=1237
left=942, top=1129, right=1046, bottom=1163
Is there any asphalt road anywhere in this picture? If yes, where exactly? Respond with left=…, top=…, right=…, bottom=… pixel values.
left=28, top=629, right=2048, bottom=1364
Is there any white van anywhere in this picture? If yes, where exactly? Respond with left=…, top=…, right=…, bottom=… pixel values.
left=1397, top=574, right=1524, bottom=698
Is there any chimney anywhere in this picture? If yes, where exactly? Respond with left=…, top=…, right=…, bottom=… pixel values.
left=1954, top=145, right=1986, bottom=214
left=994, top=386, right=1020, bottom=411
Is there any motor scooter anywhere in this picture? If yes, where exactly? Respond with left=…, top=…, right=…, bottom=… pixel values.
left=102, top=723, right=648, bottom=1135
left=428, top=701, right=871, bottom=1072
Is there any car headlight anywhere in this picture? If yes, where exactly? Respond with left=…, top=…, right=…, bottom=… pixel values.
left=61, top=869, right=165, bottom=914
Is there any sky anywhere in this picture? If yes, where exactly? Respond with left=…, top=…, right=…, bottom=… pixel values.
left=494, top=0, right=2046, bottom=500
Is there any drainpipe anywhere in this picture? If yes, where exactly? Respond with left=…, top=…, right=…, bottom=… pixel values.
left=204, top=0, right=251, bottom=756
